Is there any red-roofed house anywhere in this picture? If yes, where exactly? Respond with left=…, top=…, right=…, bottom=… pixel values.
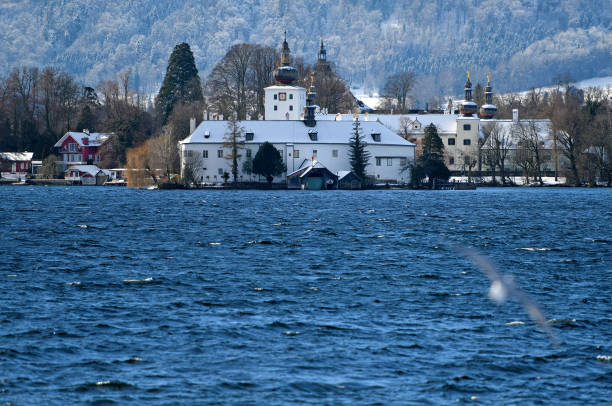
left=54, top=130, right=115, bottom=170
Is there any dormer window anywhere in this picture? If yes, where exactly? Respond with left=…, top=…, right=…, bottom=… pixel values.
left=245, top=132, right=254, bottom=141
left=308, top=130, right=318, bottom=141
left=371, top=132, right=381, bottom=142
left=204, top=130, right=210, bottom=138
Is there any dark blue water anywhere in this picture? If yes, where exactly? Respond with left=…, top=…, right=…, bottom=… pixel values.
left=1, top=187, right=610, bottom=405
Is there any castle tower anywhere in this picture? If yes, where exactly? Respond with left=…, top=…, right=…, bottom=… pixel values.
left=264, top=32, right=306, bottom=120
left=304, top=73, right=317, bottom=127
left=314, top=39, right=332, bottom=74
left=459, top=71, right=478, bottom=116
left=273, top=31, right=299, bottom=85
left=317, top=39, right=326, bottom=62
left=479, top=74, right=498, bottom=119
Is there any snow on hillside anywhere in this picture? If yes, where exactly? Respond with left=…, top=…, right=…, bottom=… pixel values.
left=1, top=0, right=610, bottom=100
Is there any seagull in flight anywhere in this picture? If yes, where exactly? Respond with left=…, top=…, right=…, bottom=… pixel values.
left=455, top=246, right=559, bottom=346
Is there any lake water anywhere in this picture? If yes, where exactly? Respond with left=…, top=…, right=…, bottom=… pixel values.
left=1, top=186, right=610, bottom=404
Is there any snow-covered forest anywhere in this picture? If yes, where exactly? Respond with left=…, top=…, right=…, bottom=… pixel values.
left=1, top=0, right=611, bottom=101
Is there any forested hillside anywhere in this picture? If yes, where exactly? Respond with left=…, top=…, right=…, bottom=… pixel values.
left=1, top=0, right=611, bottom=101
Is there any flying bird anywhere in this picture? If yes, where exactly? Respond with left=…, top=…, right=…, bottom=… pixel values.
left=454, top=245, right=560, bottom=346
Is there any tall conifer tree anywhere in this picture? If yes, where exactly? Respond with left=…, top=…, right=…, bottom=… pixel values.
left=156, top=43, right=203, bottom=124
left=348, top=117, right=371, bottom=186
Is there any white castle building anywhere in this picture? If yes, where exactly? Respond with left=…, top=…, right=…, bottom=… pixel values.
left=179, top=36, right=415, bottom=186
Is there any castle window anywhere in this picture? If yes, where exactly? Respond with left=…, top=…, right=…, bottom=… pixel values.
left=289, top=105, right=293, bottom=111
left=448, top=138, right=455, bottom=145
left=274, top=94, right=278, bottom=100
left=246, top=149, right=252, bottom=158
left=294, top=150, right=300, bottom=158
left=376, top=158, right=381, bottom=166
left=274, top=105, right=277, bottom=111
left=203, top=150, right=208, bottom=158
left=463, top=124, right=471, bottom=131
left=463, top=139, right=471, bottom=146
left=449, top=157, right=455, bottom=165
left=289, top=94, right=293, bottom=100
left=217, top=150, right=223, bottom=158
left=313, top=150, right=317, bottom=157
left=332, top=149, right=338, bottom=158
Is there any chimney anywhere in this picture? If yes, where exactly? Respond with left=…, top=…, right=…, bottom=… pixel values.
left=82, top=137, right=89, bottom=145
left=83, top=129, right=89, bottom=135
left=512, top=109, right=519, bottom=123
left=189, top=117, right=196, bottom=134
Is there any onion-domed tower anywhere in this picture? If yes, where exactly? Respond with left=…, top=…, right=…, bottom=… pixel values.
left=459, top=72, right=478, bottom=116
left=273, top=31, right=298, bottom=85
left=264, top=32, right=306, bottom=120
left=479, top=74, right=498, bottom=119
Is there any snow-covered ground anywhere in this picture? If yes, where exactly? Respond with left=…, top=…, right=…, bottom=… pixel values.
left=510, top=76, right=612, bottom=99
left=352, top=76, right=612, bottom=111
left=450, top=176, right=567, bottom=186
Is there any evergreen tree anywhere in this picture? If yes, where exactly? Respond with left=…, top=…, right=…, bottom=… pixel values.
left=348, top=117, right=371, bottom=186
left=252, top=141, right=285, bottom=184
left=421, top=123, right=445, bottom=161
left=156, top=43, right=203, bottom=124
left=416, top=123, right=450, bottom=187
left=223, top=114, right=245, bottom=184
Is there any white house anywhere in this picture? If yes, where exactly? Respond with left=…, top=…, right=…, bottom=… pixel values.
left=64, top=165, right=110, bottom=185
left=179, top=119, right=414, bottom=184
left=179, top=36, right=415, bottom=185
left=0, top=152, right=33, bottom=180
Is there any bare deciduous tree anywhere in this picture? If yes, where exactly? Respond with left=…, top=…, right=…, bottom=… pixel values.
left=382, top=72, right=415, bottom=113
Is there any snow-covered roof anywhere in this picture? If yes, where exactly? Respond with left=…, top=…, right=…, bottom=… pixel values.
left=180, top=119, right=414, bottom=147
left=54, top=132, right=114, bottom=148
left=316, top=113, right=462, bottom=134
left=265, top=85, right=305, bottom=91
left=64, top=165, right=108, bottom=177
left=0, top=152, right=34, bottom=161
left=337, top=170, right=355, bottom=180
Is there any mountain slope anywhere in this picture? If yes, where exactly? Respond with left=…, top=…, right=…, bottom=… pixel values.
left=1, top=0, right=610, bottom=100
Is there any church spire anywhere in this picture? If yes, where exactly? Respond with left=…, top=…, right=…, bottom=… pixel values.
left=274, top=31, right=298, bottom=85
left=480, top=73, right=498, bottom=119
left=317, top=39, right=326, bottom=62
left=280, top=30, right=292, bottom=66
left=459, top=71, right=477, bottom=116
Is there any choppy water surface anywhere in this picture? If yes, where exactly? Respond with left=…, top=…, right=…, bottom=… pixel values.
left=1, top=187, right=611, bottom=404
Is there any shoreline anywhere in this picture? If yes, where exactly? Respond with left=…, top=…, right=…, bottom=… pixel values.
left=2, top=179, right=609, bottom=189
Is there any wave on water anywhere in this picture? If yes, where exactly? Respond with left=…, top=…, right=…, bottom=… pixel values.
left=505, top=321, right=525, bottom=326
left=76, top=380, right=134, bottom=391
left=515, top=247, right=558, bottom=252
left=122, top=277, right=153, bottom=284
left=596, top=355, right=611, bottom=362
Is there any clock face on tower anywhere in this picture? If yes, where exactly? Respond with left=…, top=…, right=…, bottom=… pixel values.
left=279, top=92, right=287, bottom=101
